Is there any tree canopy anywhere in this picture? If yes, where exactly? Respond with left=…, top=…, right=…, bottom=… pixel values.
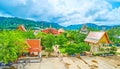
left=0, top=30, right=28, bottom=64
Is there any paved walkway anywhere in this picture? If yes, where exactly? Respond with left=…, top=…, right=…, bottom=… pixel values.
left=24, top=56, right=120, bottom=69
left=81, top=56, right=120, bottom=69
left=25, top=57, right=90, bottom=69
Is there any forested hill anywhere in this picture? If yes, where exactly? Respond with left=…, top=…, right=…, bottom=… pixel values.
left=0, top=17, right=63, bottom=30
left=0, top=17, right=120, bottom=30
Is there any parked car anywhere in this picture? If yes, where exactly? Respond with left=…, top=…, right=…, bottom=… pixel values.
left=5, top=62, right=12, bottom=66
left=0, top=62, right=12, bottom=67
left=0, top=62, right=5, bottom=66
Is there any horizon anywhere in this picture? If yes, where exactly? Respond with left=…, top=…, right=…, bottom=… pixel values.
left=0, top=0, right=120, bottom=26
left=0, top=16, right=120, bottom=27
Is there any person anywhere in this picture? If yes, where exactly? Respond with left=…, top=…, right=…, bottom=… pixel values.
left=53, top=46, right=58, bottom=57
left=59, top=53, right=63, bottom=61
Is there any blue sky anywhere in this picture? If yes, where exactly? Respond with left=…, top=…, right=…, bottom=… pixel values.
left=0, top=0, right=120, bottom=26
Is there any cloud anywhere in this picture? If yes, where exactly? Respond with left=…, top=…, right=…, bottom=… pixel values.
left=0, top=0, right=120, bottom=26
left=0, top=12, right=13, bottom=17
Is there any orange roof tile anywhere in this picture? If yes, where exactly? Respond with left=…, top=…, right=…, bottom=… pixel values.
left=42, top=28, right=59, bottom=35
left=26, top=39, right=42, bottom=52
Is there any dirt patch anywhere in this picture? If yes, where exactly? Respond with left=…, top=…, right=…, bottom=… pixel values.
left=76, top=54, right=88, bottom=65
left=91, top=60, right=98, bottom=64
left=64, top=63, right=71, bottom=69
left=117, top=64, right=120, bottom=66
left=90, top=64, right=98, bottom=69
left=77, top=65, right=81, bottom=69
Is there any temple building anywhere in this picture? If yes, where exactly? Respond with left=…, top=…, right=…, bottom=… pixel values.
left=17, top=25, right=27, bottom=32
left=42, top=25, right=64, bottom=35
left=58, top=28, right=65, bottom=34
left=84, top=32, right=110, bottom=53
left=26, top=39, right=42, bottom=56
left=42, top=28, right=59, bottom=35
left=80, top=23, right=88, bottom=34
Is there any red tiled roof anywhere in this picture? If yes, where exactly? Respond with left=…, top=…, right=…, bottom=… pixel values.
left=18, top=25, right=27, bottom=32
left=42, top=28, right=59, bottom=35
left=84, top=32, right=110, bottom=44
left=26, top=39, right=42, bottom=52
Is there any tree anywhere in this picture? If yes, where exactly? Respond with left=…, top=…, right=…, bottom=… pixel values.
left=43, top=34, right=55, bottom=55
left=78, top=42, right=90, bottom=53
left=56, top=34, right=67, bottom=48
left=65, top=43, right=78, bottom=55
left=66, top=30, right=86, bottom=44
left=0, top=30, right=28, bottom=64
left=65, top=42, right=90, bottom=55
left=36, top=32, right=47, bottom=46
left=107, top=27, right=120, bottom=44
left=23, top=30, right=36, bottom=39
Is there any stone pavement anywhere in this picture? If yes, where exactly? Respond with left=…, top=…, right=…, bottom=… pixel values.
left=24, top=57, right=90, bottom=69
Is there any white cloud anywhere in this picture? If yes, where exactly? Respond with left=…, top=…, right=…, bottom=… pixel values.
left=105, top=7, right=120, bottom=21
left=0, top=12, right=13, bottom=17
left=0, top=0, right=120, bottom=26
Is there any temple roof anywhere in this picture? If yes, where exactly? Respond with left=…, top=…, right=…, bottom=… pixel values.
left=42, top=28, right=59, bottom=35
left=26, top=39, right=42, bottom=52
left=81, top=24, right=87, bottom=31
left=17, top=25, right=27, bottom=32
left=84, top=32, right=110, bottom=44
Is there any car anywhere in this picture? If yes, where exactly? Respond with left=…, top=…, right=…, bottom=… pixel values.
left=0, top=62, right=5, bottom=66
left=0, top=62, right=12, bottom=67
left=5, top=62, right=12, bottom=66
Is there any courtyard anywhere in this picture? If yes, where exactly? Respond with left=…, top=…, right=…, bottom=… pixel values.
left=24, top=56, right=120, bottom=69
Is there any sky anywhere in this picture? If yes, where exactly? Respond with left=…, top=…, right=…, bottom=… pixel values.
left=0, top=0, right=120, bottom=26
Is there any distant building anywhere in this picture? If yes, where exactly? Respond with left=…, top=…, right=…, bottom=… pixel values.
left=58, top=28, right=65, bottom=34
left=17, top=25, right=27, bottom=32
left=84, top=32, right=110, bottom=53
left=42, top=28, right=59, bottom=35
left=33, top=27, right=41, bottom=35
left=80, top=23, right=88, bottom=34
left=101, top=26, right=106, bottom=32
left=34, top=30, right=40, bottom=35
left=42, top=25, right=63, bottom=35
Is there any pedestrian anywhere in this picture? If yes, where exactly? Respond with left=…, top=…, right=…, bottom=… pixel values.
left=59, top=53, right=63, bottom=61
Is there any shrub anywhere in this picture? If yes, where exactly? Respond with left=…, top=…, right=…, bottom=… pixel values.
left=100, top=48, right=105, bottom=51
left=110, top=46, right=117, bottom=51
left=65, top=43, right=77, bottom=55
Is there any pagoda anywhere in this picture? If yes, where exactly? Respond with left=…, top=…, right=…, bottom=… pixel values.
left=80, top=23, right=88, bottom=34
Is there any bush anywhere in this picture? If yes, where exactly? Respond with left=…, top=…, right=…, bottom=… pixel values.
left=78, top=42, right=91, bottom=53
left=100, top=48, right=105, bottom=51
left=65, top=43, right=77, bottom=55
left=60, top=48, right=66, bottom=54
left=65, top=42, right=90, bottom=55
left=93, top=52, right=101, bottom=56
left=109, top=51, right=117, bottom=55
left=110, top=46, right=117, bottom=51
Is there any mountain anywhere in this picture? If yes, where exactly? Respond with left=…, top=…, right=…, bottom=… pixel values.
left=0, top=17, right=120, bottom=30
left=0, top=17, right=63, bottom=30
left=65, top=23, right=118, bottom=30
